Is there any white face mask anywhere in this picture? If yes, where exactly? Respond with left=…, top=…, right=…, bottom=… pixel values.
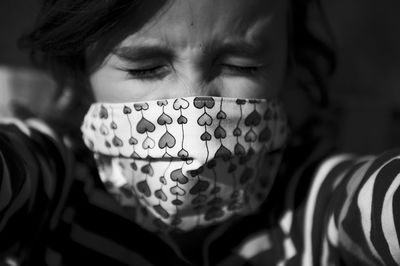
left=81, top=96, right=288, bottom=232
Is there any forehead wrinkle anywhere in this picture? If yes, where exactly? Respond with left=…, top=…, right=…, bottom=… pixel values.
left=113, top=0, right=287, bottom=59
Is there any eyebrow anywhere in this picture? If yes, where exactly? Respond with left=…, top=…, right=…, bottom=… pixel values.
left=112, top=45, right=175, bottom=62
left=217, top=42, right=266, bottom=58
left=112, top=41, right=266, bottom=62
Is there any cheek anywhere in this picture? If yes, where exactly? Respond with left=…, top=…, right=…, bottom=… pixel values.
left=90, top=64, right=162, bottom=103
left=218, top=59, right=287, bottom=99
left=217, top=77, right=277, bottom=99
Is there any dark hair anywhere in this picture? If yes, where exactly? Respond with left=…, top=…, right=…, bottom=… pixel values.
left=290, top=0, right=335, bottom=107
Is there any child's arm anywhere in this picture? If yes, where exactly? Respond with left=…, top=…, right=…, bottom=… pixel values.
left=303, top=150, right=400, bottom=265
left=0, top=118, right=72, bottom=264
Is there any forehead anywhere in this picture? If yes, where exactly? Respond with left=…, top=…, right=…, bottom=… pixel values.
left=117, top=0, right=288, bottom=49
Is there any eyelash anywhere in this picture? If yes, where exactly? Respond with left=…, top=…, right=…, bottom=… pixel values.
left=126, top=66, right=168, bottom=80
left=221, top=64, right=260, bottom=75
left=123, top=64, right=260, bottom=80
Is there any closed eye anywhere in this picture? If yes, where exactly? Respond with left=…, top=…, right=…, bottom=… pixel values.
left=221, top=64, right=260, bottom=76
left=122, top=65, right=170, bottom=80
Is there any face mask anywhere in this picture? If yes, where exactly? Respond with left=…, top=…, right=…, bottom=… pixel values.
left=81, top=96, right=288, bottom=232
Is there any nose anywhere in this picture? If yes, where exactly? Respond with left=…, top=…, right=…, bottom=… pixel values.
left=159, top=59, right=222, bottom=99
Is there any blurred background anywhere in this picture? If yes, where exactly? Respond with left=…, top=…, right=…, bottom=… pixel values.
left=0, top=0, right=399, bottom=154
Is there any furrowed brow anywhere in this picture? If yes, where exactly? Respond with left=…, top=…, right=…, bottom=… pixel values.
left=112, top=45, right=174, bottom=61
left=218, top=42, right=267, bottom=58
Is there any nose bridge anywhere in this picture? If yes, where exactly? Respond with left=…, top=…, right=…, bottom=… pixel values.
left=178, top=71, right=206, bottom=96
left=169, top=63, right=221, bottom=98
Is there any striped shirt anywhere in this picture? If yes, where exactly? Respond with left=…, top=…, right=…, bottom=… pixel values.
left=0, top=118, right=399, bottom=265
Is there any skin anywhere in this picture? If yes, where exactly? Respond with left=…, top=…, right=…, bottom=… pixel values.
left=89, top=0, right=289, bottom=103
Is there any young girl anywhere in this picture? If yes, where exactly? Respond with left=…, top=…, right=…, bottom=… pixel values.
left=1, top=0, right=399, bottom=265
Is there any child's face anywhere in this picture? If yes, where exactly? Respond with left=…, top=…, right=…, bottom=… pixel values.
left=89, top=0, right=288, bottom=103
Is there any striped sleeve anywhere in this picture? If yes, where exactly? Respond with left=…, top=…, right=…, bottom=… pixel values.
left=335, top=149, right=400, bottom=265
left=303, top=149, right=400, bottom=266
left=0, top=118, right=71, bottom=263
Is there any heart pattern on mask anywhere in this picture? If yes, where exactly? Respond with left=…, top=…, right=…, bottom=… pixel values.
left=123, top=106, right=132, bottom=114
left=154, top=189, right=168, bottom=201
left=130, top=151, right=140, bottom=159
left=189, top=180, right=210, bottom=194
left=177, top=149, right=188, bottom=159
left=134, top=102, right=149, bottom=111
left=236, top=99, right=246, bottom=105
left=244, top=129, right=257, bottom=143
left=215, top=145, right=232, bottom=161
left=137, top=180, right=151, bottom=197
left=197, top=113, right=213, bottom=126
left=214, top=125, right=227, bottom=139
left=153, top=205, right=169, bottom=219
left=210, top=186, right=221, bottom=194
left=105, top=140, right=111, bottom=148
left=99, top=105, right=108, bottom=119
left=234, top=143, right=246, bottom=156
left=170, top=168, right=188, bottom=184
left=233, top=127, right=241, bottom=137
left=142, top=136, right=155, bottom=150
left=189, top=166, right=204, bottom=177
left=159, top=176, right=167, bottom=185
left=130, top=162, right=137, bottom=170
left=112, top=136, right=123, bottom=147
left=192, top=194, right=208, bottom=205
left=200, top=132, right=212, bottom=141
left=110, top=121, right=118, bottom=130
left=245, top=110, right=261, bottom=127
left=170, top=185, right=186, bottom=196
left=172, top=199, right=183, bottom=206
left=157, top=99, right=168, bottom=106
left=129, top=137, right=138, bottom=145
left=158, top=131, right=176, bottom=149
left=259, top=126, right=272, bottom=142
left=82, top=96, right=289, bottom=232
left=177, top=115, right=188, bottom=124
left=137, top=118, right=155, bottom=134
left=193, top=97, right=215, bottom=109
left=157, top=113, right=173, bottom=125
left=173, top=98, right=189, bottom=110
left=264, top=108, right=272, bottom=120
left=141, top=163, right=154, bottom=176
left=216, top=110, right=227, bottom=120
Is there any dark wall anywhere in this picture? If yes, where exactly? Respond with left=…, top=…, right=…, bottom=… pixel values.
left=0, top=0, right=38, bottom=66
left=326, top=0, right=400, bottom=153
